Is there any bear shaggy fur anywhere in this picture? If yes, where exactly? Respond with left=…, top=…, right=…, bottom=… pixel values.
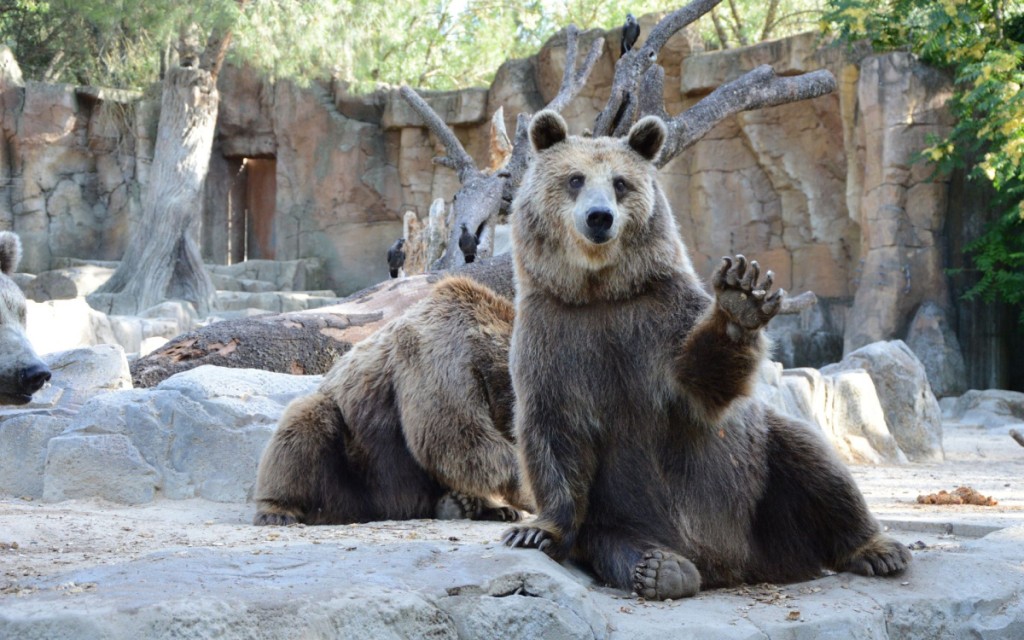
left=253, top=276, right=533, bottom=525
left=0, top=231, right=51, bottom=404
left=502, top=111, right=910, bottom=600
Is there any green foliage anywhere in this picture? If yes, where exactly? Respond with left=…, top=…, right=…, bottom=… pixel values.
left=0, top=0, right=829, bottom=92
left=824, top=0, right=1024, bottom=326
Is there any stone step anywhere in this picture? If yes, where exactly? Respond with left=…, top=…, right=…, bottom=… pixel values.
left=214, top=290, right=341, bottom=313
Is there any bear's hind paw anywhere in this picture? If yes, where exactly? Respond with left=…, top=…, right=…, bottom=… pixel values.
left=633, top=549, right=701, bottom=600
left=844, top=535, right=912, bottom=577
left=502, top=525, right=555, bottom=553
left=253, top=510, right=300, bottom=526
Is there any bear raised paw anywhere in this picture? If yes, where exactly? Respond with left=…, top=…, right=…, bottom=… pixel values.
left=502, top=110, right=909, bottom=598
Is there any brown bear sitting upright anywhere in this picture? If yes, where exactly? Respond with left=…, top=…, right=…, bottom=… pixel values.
left=253, top=276, right=533, bottom=525
left=503, top=111, right=910, bottom=600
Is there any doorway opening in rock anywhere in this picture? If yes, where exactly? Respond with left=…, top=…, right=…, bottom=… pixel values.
left=225, top=157, right=277, bottom=264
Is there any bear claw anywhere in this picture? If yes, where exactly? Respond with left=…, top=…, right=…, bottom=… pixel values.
left=713, top=254, right=784, bottom=331
left=502, top=525, right=555, bottom=553
left=632, top=549, right=701, bottom=600
left=845, top=536, right=912, bottom=577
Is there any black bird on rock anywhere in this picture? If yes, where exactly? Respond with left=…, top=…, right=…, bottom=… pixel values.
left=459, top=223, right=479, bottom=264
left=387, top=238, right=406, bottom=278
left=621, top=13, right=640, bottom=56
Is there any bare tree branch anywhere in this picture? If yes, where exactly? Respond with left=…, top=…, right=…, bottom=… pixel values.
left=656, top=65, right=837, bottom=168
left=501, top=26, right=604, bottom=207
left=594, top=0, right=725, bottom=137
left=546, top=25, right=605, bottom=113
left=399, top=85, right=481, bottom=183
left=638, top=65, right=667, bottom=120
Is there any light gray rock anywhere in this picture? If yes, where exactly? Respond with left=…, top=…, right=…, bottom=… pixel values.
left=25, top=298, right=118, bottom=354
left=822, top=340, right=944, bottom=462
left=0, top=345, right=132, bottom=497
left=906, top=301, right=967, bottom=398
left=0, top=526, right=1021, bottom=639
left=826, top=369, right=907, bottom=464
left=214, top=290, right=341, bottom=313
left=107, top=301, right=196, bottom=356
left=43, top=434, right=159, bottom=504
left=942, top=389, right=1024, bottom=430
left=50, top=366, right=320, bottom=503
left=42, top=344, right=132, bottom=408
left=206, top=258, right=326, bottom=292
left=21, top=265, right=115, bottom=301
left=0, top=415, right=67, bottom=497
left=775, top=367, right=906, bottom=464
left=22, top=269, right=77, bottom=301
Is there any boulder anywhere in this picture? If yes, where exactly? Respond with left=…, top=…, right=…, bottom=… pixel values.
left=43, top=366, right=320, bottom=503
left=941, top=389, right=1024, bottom=430
left=0, top=345, right=131, bottom=498
left=43, top=433, right=159, bottom=504
left=775, top=367, right=906, bottom=464
left=21, top=264, right=115, bottom=301
left=25, top=298, right=118, bottom=353
left=905, top=301, right=967, bottom=398
left=22, top=270, right=78, bottom=301
left=0, top=415, right=67, bottom=497
left=7, top=344, right=133, bottom=412
left=822, top=340, right=944, bottom=461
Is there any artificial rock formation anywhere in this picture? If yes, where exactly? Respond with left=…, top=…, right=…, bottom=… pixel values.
left=0, top=25, right=983, bottom=386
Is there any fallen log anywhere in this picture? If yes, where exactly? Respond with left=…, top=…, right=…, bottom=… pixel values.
left=130, top=254, right=514, bottom=387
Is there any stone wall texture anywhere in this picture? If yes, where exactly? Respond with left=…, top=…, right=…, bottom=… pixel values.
left=0, top=23, right=1013, bottom=389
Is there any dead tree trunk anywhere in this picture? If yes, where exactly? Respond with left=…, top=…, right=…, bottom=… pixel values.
left=89, top=68, right=218, bottom=316
left=88, top=12, right=243, bottom=317
left=135, top=0, right=840, bottom=385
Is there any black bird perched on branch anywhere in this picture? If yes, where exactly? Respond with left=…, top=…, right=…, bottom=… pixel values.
left=621, top=13, right=640, bottom=56
left=459, top=223, right=479, bottom=264
left=386, top=238, right=405, bottom=278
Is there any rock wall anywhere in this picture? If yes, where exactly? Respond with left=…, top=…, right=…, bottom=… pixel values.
left=0, top=25, right=1013, bottom=389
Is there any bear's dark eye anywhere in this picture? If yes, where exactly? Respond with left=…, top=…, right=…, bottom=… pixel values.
left=613, top=177, right=629, bottom=197
left=568, top=174, right=585, bottom=190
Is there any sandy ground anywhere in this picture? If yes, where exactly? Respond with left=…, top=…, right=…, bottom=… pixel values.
left=2, top=421, right=1022, bottom=600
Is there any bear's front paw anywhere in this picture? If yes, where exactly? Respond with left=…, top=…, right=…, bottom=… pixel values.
left=633, top=549, right=701, bottom=600
left=502, top=525, right=556, bottom=554
left=844, top=535, right=912, bottom=577
left=712, top=254, right=784, bottom=332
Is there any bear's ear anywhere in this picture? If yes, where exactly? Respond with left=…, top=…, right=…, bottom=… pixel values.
left=0, top=231, right=21, bottom=276
left=530, top=110, right=569, bottom=152
left=626, top=116, right=667, bottom=162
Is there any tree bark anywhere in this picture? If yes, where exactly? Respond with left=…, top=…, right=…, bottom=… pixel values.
left=89, top=65, right=219, bottom=316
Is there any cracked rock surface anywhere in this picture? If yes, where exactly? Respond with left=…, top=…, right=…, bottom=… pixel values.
left=2, top=418, right=1022, bottom=639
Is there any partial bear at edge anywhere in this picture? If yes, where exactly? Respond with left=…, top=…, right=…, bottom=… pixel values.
left=0, top=231, right=52, bottom=405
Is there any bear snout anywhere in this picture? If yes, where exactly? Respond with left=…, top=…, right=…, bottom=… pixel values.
left=19, top=362, right=51, bottom=395
left=584, top=207, right=615, bottom=243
